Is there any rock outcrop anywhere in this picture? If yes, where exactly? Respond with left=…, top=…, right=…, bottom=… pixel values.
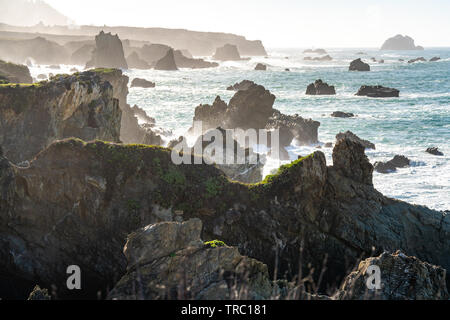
left=331, top=111, right=354, bottom=118
left=131, top=78, right=155, bottom=88
left=213, top=44, right=244, bottom=61
left=86, top=31, right=128, bottom=69
left=305, top=79, right=336, bottom=95
left=0, top=70, right=122, bottom=163
left=255, top=63, right=267, bottom=71
left=126, top=52, right=151, bottom=69
left=0, top=60, right=33, bottom=84
left=426, top=147, right=444, bottom=156
left=108, top=219, right=273, bottom=300
left=349, top=58, right=370, bottom=71
left=381, top=35, right=424, bottom=50
left=174, top=50, right=219, bottom=69
left=226, top=80, right=256, bottom=91
left=374, top=155, right=410, bottom=173
left=430, top=57, right=441, bottom=62
left=408, top=57, right=427, bottom=64
left=356, top=85, right=399, bottom=98
left=336, top=131, right=375, bottom=149
left=154, top=49, right=178, bottom=71
left=334, top=251, right=449, bottom=300
left=28, top=286, right=51, bottom=300
left=1, top=134, right=448, bottom=299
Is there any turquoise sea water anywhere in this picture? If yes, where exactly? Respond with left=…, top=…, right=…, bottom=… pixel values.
left=31, top=48, right=450, bottom=210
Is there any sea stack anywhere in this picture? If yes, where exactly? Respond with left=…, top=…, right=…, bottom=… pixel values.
left=381, top=34, right=424, bottom=50
left=86, top=31, right=128, bottom=69
left=305, top=79, right=336, bottom=95
left=349, top=58, right=370, bottom=71
left=154, top=49, right=178, bottom=71
left=213, top=44, right=242, bottom=61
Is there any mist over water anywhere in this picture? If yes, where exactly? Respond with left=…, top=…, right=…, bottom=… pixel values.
left=29, top=48, right=450, bottom=210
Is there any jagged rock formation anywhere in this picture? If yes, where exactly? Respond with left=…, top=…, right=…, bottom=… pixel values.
left=304, top=55, right=332, bottom=61
left=426, top=147, right=444, bottom=156
left=334, top=251, right=448, bottom=300
left=349, top=58, right=370, bottom=71
left=305, top=79, right=336, bottom=95
left=356, top=85, right=399, bottom=98
left=381, top=35, right=424, bottom=50
left=303, top=49, right=327, bottom=54
left=374, top=155, right=410, bottom=174
left=0, top=70, right=122, bottom=163
left=154, top=49, right=178, bottom=71
left=140, top=44, right=172, bottom=64
left=0, top=60, right=32, bottom=83
left=255, top=63, right=267, bottom=71
left=331, top=111, right=354, bottom=118
left=86, top=31, right=128, bottom=69
left=0, top=134, right=448, bottom=299
left=126, top=52, right=151, bottom=69
left=28, top=286, right=51, bottom=300
left=174, top=50, right=219, bottom=69
left=408, top=57, right=427, bottom=64
left=336, top=131, right=375, bottom=149
left=70, top=44, right=95, bottom=65
left=226, top=80, right=256, bottom=91
left=131, top=78, right=155, bottom=88
left=0, top=36, right=70, bottom=65
left=213, top=44, right=244, bottom=61
left=108, top=219, right=273, bottom=300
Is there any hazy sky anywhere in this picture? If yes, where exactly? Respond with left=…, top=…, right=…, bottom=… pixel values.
left=45, top=0, right=450, bottom=48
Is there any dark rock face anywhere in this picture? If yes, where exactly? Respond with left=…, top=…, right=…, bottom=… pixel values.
left=0, top=70, right=122, bottom=163
left=305, top=79, right=336, bottom=95
left=28, top=286, right=51, bottom=300
left=430, top=57, right=441, bottom=62
left=107, top=219, right=273, bottom=300
left=213, top=44, right=243, bottom=61
left=426, top=147, right=444, bottom=156
left=1, top=136, right=448, bottom=299
left=154, top=49, right=178, bottom=71
left=336, top=131, right=375, bottom=149
left=255, top=63, right=267, bottom=70
left=381, top=34, right=424, bottom=50
left=356, top=85, right=399, bottom=98
left=335, top=251, right=449, bottom=300
left=374, top=155, right=410, bottom=173
left=331, top=111, right=354, bottom=118
left=131, top=78, right=155, bottom=88
left=0, top=60, right=32, bottom=84
left=126, top=52, right=151, bottom=69
left=408, top=57, right=427, bottom=63
left=304, top=55, right=332, bottom=61
left=86, top=31, right=128, bottom=69
left=226, top=80, right=256, bottom=91
left=303, top=48, right=327, bottom=55
left=349, top=58, right=370, bottom=71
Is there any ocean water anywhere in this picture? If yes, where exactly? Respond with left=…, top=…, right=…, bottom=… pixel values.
left=30, top=48, right=450, bottom=211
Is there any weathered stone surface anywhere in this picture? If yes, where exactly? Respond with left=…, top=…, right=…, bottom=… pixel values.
left=255, top=63, right=267, bottom=71
left=408, top=57, right=427, bottom=64
left=356, top=85, right=399, bottom=98
left=131, top=78, right=155, bottom=88
left=174, top=50, right=219, bottom=69
left=349, top=58, right=370, bottom=71
left=226, top=80, right=256, bottom=91
left=426, top=147, right=444, bottom=156
left=334, top=251, right=449, bottom=300
left=306, top=79, right=336, bottom=95
left=213, top=44, right=244, bottom=61
left=331, top=111, right=354, bottom=118
left=0, top=70, right=122, bottom=163
left=108, top=219, right=273, bottom=300
left=374, top=155, right=410, bottom=174
left=28, top=285, right=51, bottom=300
left=154, top=49, right=178, bottom=71
left=0, top=60, right=33, bottom=84
left=86, top=31, right=128, bottom=69
left=126, top=52, right=151, bottom=69
left=336, top=131, right=375, bottom=149
left=381, top=35, right=424, bottom=50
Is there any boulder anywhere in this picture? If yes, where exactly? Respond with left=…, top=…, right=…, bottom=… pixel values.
left=381, top=35, right=424, bottom=50
left=334, top=251, right=449, bottom=300
left=213, top=44, right=244, bottom=61
left=426, top=147, right=444, bottom=156
left=107, top=219, right=273, bottom=300
left=126, top=52, right=151, bottom=69
left=430, top=57, right=441, bottom=62
left=0, top=70, right=122, bottom=163
left=349, top=58, right=370, bottom=71
left=0, top=60, right=33, bottom=84
left=305, top=79, right=336, bottom=95
left=303, top=49, right=327, bottom=55
left=154, top=49, right=178, bottom=71
left=255, top=63, right=267, bottom=71
left=331, top=111, right=354, bottom=118
left=336, top=131, right=375, bottom=149
left=131, top=78, right=156, bottom=88
left=356, top=85, right=399, bottom=98
left=226, top=80, right=256, bottom=91
left=86, top=31, right=128, bottom=69
left=374, top=155, right=410, bottom=173
left=408, top=57, right=427, bottom=63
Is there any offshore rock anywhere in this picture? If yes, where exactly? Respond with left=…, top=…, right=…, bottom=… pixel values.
left=154, top=49, right=178, bottom=71
left=356, top=85, right=399, bottom=98
left=349, top=58, right=370, bottom=71
left=381, top=35, right=424, bottom=50
left=213, top=44, right=244, bottom=61
left=305, top=79, right=336, bottom=95
left=86, top=31, right=128, bottom=69
left=374, top=155, right=410, bottom=174
left=336, top=131, right=375, bottom=150
left=127, top=52, right=151, bottom=70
